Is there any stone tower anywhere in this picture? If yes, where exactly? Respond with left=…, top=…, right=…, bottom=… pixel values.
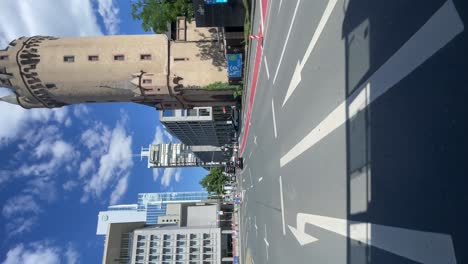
left=0, top=28, right=235, bottom=109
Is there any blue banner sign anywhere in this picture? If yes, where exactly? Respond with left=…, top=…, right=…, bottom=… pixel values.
left=227, top=53, right=242, bottom=78
left=205, top=0, right=228, bottom=3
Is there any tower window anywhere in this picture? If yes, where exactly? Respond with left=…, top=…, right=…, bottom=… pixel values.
left=142, top=79, right=152, bottom=84
left=63, top=56, right=75, bottom=63
left=114, top=55, right=125, bottom=61
left=0, top=55, right=9, bottom=60
left=88, top=55, right=99, bottom=61
left=140, top=54, right=152, bottom=60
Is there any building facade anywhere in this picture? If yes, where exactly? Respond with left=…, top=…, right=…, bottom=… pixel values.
left=160, top=107, right=233, bottom=147
left=0, top=24, right=236, bottom=109
left=103, top=223, right=223, bottom=264
left=97, top=192, right=210, bottom=235
left=140, top=143, right=224, bottom=169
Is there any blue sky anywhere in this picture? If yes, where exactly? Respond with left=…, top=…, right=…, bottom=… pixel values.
left=0, top=1, right=208, bottom=263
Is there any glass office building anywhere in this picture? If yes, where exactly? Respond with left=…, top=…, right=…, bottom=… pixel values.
left=137, top=192, right=209, bottom=224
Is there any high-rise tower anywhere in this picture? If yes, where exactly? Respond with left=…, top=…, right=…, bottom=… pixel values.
left=0, top=25, right=236, bottom=109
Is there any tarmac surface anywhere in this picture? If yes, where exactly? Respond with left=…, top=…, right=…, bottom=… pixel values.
left=238, top=0, right=468, bottom=263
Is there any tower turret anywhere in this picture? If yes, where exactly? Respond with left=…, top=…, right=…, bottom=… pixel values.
left=0, top=32, right=235, bottom=109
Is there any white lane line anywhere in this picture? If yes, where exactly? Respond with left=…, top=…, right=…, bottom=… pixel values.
left=258, top=177, right=263, bottom=182
left=255, top=216, right=258, bottom=237
left=280, top=0, right=464, bottom=168
left=282, top=0, right=338, bottom=107
left=278, top=0, right=283, bottom=14
left=272, top=0, right=302, bottom=84
left=264, top=56, right=270, bottom=79
left=264, top=237, right=270, bottom=247
left=249, top=151, right=252, bottom=159
left=264, top=224, right=270, bottom=260
left=279, top=176, right=286, bottom=235
left=263, top=0, right=273, bottom=42
left=249, top=168, right=253, bottom=189
left=271, top=99, right=278, bottom=138
left=259, top=0, right=265, bottom=33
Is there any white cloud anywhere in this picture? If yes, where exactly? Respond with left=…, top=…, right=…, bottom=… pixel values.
left=152, top=125, right=175, bottom=145
left=1, top=242, right=78, bottom=264
left=153, top=169, right=161, bottom=181
left=5, top=217, right=37, bottom=237
left=110, top=174, right=129, bottom=205
left=62, top=180, right=79, bottom=191
left=2, top=195, right=42, bottom=218
left=82, top=120, right=133, bottom=202
left=20, top=139, right=78, bottom=177
left=161, top=168, right=182, bottom=187
left=0, top=0, right=102, bottom=48
left=152, top=126, right=165, bottom=145
left=65, top=245, right=79, bottom=264
left=96, top=0, right=120, bottom=35
left=78, top=158, right=95, bottom=178
left=72, top=104, right=90, bottom=119
left=24, top=177, right=57, bottom=203
left=81, top=123, right=111, bottom=155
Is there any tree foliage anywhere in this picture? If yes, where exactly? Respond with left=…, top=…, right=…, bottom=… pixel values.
left=199, top=168, right=228, bottom=195
left=203, top=82, right=240, bottom=91
left=131, top=0, right=194, bottom=34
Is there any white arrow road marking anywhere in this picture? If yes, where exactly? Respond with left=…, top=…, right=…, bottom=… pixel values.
left=280, top=0, right=464, bottom=168
left=282, top=0, right=338, bottom=107
left=272, top=0, right=302, bottom=84
left=253, top=135, right=257, bottom=145
left=288, top=213, right=456, bottom=264
left=258, top=177, right=263, bottom=182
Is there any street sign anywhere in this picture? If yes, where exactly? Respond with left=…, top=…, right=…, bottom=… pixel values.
left=233, top=256, right=239, bottom=264
left=227, top=54, right=242, bottom=78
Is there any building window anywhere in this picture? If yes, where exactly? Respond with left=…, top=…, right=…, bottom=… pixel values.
left=0, top=55, right=8, bottom=60
left=142, top=79, right=152, bottom=84
left=88, top=55, right=99, bottom=61
left=140, top=54, right=152, bottom=60
left=114, top=55, right=124, bottom=61
left=45, top=83, right=56, bottom=89
left=174, top=57, right=188, bottom=61
left=31, top=48, right=38, bottom=53
left=63, top=56, right=75, bottom=63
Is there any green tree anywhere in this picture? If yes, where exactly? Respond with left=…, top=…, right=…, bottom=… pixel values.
left=199, top=168, right=227, bottom=195
left=131, top=0, right=194, bottom=34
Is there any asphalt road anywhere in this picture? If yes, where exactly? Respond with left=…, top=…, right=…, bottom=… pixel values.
left=239, top=0, right=468, bottom=263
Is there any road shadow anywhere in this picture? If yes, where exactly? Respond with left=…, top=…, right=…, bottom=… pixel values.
left=343, top=0, right=468, bottom=263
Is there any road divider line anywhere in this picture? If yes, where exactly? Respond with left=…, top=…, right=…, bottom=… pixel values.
left=271, top=99, right=278, bottom=138
left=264, top=56, right=270, bottom=79
left=282, top=0, right=338, bottom=107
left=272, top=0, right=302, bottom=84
left=279, top=176, right=286, bottom=235
left=280, top=0, right=464, bottom=168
